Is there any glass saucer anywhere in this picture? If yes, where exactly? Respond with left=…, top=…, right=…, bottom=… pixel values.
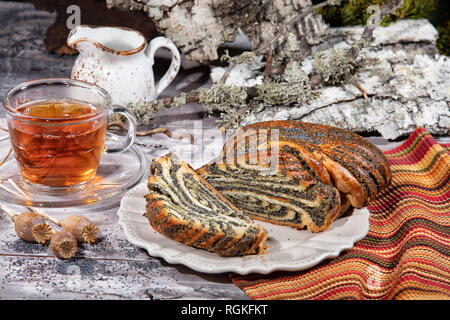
left=0, top=133, right=148, bottom=208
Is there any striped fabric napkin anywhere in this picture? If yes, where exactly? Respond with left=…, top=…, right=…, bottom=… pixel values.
left=231, top=127, right=450, bottom=300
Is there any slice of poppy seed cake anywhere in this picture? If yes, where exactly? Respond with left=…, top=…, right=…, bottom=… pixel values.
left=145, top=153, right=267, bottom=257
left=197, top=151, right=341, bottom=233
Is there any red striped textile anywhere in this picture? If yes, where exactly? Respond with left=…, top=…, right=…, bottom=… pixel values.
left=231, top=128, right=450, bottom=300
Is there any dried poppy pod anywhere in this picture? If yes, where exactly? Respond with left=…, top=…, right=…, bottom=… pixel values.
left=14, top=212, right=54, bottom=244
left=60, top=215, right=99, bottom=244
left=50, top=231, right=78, bottom=259
left=32, top=211, right=99, bottom=244
left=0, top=205, right=54, bottom=243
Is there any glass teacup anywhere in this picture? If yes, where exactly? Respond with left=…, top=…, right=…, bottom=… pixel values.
left=2, top=78, right=136, bottom=190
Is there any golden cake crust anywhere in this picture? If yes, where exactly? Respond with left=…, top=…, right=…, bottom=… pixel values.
left=222, top=120, right=391, bottom=208
left=198, top=120, right=391, bottom=232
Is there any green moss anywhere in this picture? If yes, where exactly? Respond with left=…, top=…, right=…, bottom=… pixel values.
left=394, top=0, right=437, bottom=20
left=316, top=0, right=448, bottom=55
left=436, top=21, right=450, bottom=56
left=318, top=0, right=436, bottom=25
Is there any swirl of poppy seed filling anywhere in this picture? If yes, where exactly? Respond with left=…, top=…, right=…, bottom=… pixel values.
left=146, top=122, right=391, bottom=256
left=197, top=121, right=391, bottom=232
left=243, top=120, right=391, bottom=198
left=198, top=159, right=340, bottom=232
left=145, top=154, right=267, bottom=257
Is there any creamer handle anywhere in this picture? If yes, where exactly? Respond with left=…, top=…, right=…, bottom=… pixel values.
left=145, top=37, right=181, bottom=98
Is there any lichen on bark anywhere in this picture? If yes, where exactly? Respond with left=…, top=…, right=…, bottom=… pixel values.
left=112, top=0, right=449, bottom=140
left=198, top=84, right=248, bottom=113
left=312, top=49, right=363, bottom=85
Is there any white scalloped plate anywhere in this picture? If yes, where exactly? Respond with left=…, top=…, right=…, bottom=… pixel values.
left=118, top=182, right=370, bottom=275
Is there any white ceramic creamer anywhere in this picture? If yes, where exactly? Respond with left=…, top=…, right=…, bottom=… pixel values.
left=67, top=25, right=181, bottom=106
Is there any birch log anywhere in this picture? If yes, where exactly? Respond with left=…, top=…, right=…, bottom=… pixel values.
left=105, top=0, right=330, bottom=62
left=222, top=19, right=450, bottom=139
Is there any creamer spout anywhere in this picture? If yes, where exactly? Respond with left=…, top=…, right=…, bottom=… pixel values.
left=67, top=25, right=147, bottom=57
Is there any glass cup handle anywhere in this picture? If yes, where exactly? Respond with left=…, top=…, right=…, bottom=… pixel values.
left=105, top=105, right=137, bottom=154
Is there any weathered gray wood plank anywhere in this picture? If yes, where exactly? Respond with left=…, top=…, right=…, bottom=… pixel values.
left=0, top=180, right=247, bottom=300
left=0, top=1, right=211, bottom=116
left=0, top=254, right=249, bottom=300
left=0, top=202, right=249, bottom=300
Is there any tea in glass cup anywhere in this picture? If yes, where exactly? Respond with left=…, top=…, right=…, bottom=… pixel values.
left=2, top=79, right=136, bottom=190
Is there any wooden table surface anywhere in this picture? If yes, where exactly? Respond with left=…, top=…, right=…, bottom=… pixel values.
left=0, top=1, right=448, bottom=300
left=0, top=1, right=249, bottom=300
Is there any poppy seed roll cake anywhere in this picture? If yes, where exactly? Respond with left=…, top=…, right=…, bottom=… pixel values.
left=236, top=121, right=392, bottom=206
left=197, top=151, right=341, bottom=233
left=145, top=153, right=267, bottom=257
left=198, top=121, right=391, bottom=232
